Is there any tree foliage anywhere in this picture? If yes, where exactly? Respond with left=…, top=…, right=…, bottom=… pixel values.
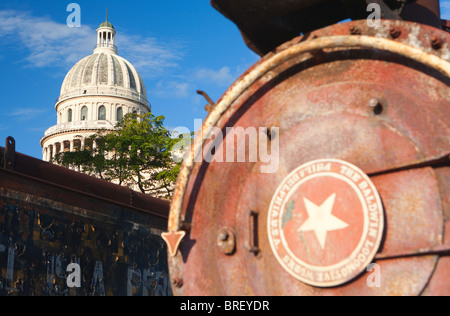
left=54, top=113, right=183, bottom=198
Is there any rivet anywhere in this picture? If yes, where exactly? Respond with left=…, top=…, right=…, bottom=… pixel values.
left=173, top=278, right=184, bottom=288
left=389, top=27, right=401, bottom=39
left=431, top=35, right=443, bottom=50
left=350, top=26, right=361, bottom=35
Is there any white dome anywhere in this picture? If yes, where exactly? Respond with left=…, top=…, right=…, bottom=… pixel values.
left=41, top=19, right=151, bottom=162
left=59, top=53, right=148, bottom=104
left=56, top=20, right=149, bottom=108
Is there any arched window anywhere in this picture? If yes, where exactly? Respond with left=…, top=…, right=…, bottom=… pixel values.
left=68, top=109, right=73, bottom=122
left=98, top=106, right=106, bottom=120
left=117, top=107, right=123, bottom=122
left=81, top=107, right=88, bottom=121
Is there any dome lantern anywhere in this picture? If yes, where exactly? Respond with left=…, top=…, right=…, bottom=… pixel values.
left=94, top=9, right=117, bottom=54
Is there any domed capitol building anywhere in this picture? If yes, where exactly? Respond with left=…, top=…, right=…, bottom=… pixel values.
left=40, top=18, right=150, bottom=161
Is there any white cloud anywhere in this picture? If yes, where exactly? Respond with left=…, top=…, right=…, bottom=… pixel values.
left=8, top=108, right=46, bottom=121
left=0, top=10, right=94, bottom=68
left=194, top=66, right=235, bottom=87
left=151, top=64, right=248, bottom=102
left=118, top=34, right=183, bottom=78
left=154, top=80, right=194, bottom=99
left=0, top=9, right=182, bottom=75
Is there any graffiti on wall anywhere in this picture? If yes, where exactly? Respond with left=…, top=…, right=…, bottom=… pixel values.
left=0, top=199, right=171, bottom=296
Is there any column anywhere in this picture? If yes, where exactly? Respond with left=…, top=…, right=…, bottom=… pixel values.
left=70, top=140, right=74, bottom=152
left=73, top=104, right=78, bottom=121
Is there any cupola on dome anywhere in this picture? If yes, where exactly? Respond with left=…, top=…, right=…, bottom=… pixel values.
left=99, top=21, right=114, bottom=29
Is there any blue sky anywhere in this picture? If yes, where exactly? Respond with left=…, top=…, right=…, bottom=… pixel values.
left=0, top=1, right=449, bottom=159
left=0, top=0, right=259, bottom=159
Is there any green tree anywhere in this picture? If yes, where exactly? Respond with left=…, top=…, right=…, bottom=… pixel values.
left=54, top=113, right=183, bottom=198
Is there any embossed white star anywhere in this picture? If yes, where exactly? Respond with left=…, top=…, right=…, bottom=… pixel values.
left=298, top=193, right=349, bottom=249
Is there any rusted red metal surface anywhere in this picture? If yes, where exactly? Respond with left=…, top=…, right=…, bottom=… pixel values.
left=0, top=138, right=171, bottom=296
left=167, top=19, right=450, bottom=296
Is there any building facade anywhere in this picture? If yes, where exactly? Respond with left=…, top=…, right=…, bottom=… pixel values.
left=41, top=18, right=150, bottom=161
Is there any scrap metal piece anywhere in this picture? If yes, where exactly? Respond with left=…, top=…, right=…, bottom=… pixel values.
left=3, top=136, right=16, bottom=170
left=211, top=0, right=441, bottom=55
left=197, top=90, right=216, bottom=113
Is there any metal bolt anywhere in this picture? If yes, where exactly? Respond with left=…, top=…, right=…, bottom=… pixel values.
left=431, top=35, right=443, bottom=50
left=218, top=230, right=229, bottom=242
left=350, top=26, right=361, bottom=35
left=173, top=278, right=184, bottom=288
left=389, top=27, right=401, bottom=39
left=217, top=228, right=236, bottom=255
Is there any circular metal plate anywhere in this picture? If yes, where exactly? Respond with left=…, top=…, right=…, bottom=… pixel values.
left=268, top=159, right=384, bottom=287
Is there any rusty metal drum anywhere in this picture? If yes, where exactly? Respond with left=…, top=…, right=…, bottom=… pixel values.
left=165, top=20, right=450, bottom=296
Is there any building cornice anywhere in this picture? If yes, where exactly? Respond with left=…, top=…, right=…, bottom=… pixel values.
left=40, top=121, right=117, bottom=146
left=55, top=92, right=150, bottom=111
